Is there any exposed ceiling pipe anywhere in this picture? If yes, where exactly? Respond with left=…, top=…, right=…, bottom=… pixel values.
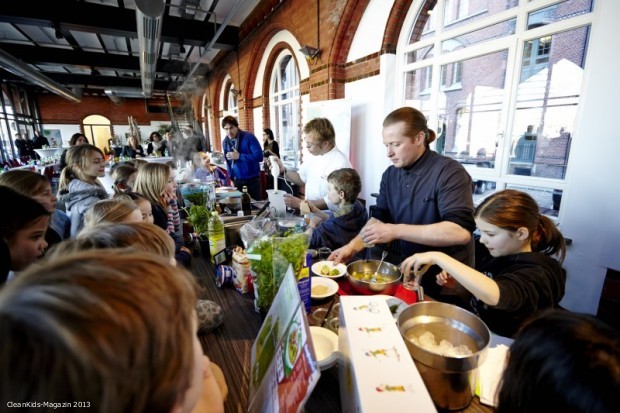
left=104, top=87, right=146, bottom=104
left=179, top=0, right=244, bottom=92
left=136, top=0, right=165, bottom=98
left=0, top=48, right=81, bottom=103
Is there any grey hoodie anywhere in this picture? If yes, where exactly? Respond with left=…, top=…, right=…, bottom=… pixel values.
left=57, top=180, right=108, bottom=237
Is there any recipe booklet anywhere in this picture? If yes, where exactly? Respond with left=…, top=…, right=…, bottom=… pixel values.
left=249, top=266, right=321, bottom=413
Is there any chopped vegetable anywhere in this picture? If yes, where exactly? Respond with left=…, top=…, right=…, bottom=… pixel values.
left=330, top=268, right=340, bottom=276
left=320, top=265, right=330, bottom=275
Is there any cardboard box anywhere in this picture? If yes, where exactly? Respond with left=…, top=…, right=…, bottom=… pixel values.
left=232, top=248, right=253, bottom=294
left=338, top=296, right=436, bottom=413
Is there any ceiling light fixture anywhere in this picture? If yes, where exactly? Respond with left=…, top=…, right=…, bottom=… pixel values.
left=90, top=67, right=101, bottom=76
left=179, top=40, right=186, bottom=54
left=136, top=0, right=164, bottom=98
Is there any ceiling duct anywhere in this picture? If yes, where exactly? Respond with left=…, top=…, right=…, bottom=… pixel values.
left=0, top=49, right=81, bottom=103
left=136, top=0, right=165, bottom=98
left=104, top=87, right=146, bottom=104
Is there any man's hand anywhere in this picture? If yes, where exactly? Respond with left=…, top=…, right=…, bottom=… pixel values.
left=226, top=149, right=239, bottom=161
left=361, top=220, right=394, bottom=246
left=283, top=193, right=301, bottom=209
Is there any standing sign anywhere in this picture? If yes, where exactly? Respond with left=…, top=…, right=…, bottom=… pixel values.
left=249, top=266, right=321, bottom=413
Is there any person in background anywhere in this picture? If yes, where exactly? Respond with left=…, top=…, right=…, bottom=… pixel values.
left=496, top=309, right=619, bottom=413
left=111, top=163, right=138, bottom=194
left=0, top=170, right=70, bottom=246
left=306, top=168, right=368, bottom=250
left=193, top=152, right=227, bottom=186
left=330, top=107, right=475, bottom=304
left=0, top=250, right=225, bottom=413
left=147, top=131, right=168, bottom=156
left=32, top=131, right=49, bottom=150
left=0, top=186, right=50, bottom=284
left=82, top=198, right=143, bottom=230
left=221, top=115, right=263, bottom=200
left=121, top=135, right=145, bottom=158
left=59, top=132, right=89, bottom=170
left=57, top=144, right=109, bottom=237
left=133, top=162, right=191, bottom=267
left=116, top=192, right=154, bottom=224
left=262, top=128, right=280, bottom=192
left=270, top=118, right=351, bottom=211
left=401, top=189, right=566, bottom=338
left=14, top=133, right=28, bottom=159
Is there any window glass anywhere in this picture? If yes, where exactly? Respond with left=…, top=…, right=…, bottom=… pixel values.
left=269, top=51, right=301, bottom=168
left=527, top=0, right=593, bottom=30
left=402, top=0, right=594, bottom=216
left=435, top=50, right=507, bottom=170
left=506, top=184, right=562, bottom=217
left=509, top=26, right=589, bottom=179
left=442, top=19, right=516, bottom=53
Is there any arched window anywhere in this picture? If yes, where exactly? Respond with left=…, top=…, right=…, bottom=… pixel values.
left=226, top=82, right=239, bottom=117
left=401, top=0, right=595, bottom=216
left=269, top=50, right=300, bottom=168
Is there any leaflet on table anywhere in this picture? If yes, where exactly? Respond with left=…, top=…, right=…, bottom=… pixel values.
left=249, top=265, right=321, bottom=413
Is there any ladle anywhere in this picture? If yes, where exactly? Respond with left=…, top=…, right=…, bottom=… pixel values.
left=371, top=250, right=388, bottom=284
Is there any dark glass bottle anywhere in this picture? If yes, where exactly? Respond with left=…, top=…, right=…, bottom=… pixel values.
left=241, top=185, right=252, bottom=216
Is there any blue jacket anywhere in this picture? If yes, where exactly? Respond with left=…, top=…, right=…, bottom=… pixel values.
left=310, top=200, right=368, bottom=250
left=223, top=130, right=263, bottom=180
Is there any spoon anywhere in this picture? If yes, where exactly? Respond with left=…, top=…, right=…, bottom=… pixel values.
left=371, top=250, right=388, bottom=284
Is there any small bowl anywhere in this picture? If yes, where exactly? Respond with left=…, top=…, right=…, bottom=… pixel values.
left=346, top=259, right=402, bottom=295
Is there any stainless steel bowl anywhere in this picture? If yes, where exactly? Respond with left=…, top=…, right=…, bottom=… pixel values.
left=397, top=301, right=490, bottom=410
left=346, top=259, right=402, bottom=295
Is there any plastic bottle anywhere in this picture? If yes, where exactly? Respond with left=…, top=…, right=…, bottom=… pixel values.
left=208, top=211, right=226, bottom=261
left=241, top=185, right=252, bottom=216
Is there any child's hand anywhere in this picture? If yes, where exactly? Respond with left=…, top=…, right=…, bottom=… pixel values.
left=436, top=271, right=457, bottom=288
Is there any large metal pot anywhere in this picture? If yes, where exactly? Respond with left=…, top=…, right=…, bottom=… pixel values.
left=219, top=197, right=241, bottom=214
left=397, top=301, right=490, bottom=411
left=345, top=259, right=402, bottom=295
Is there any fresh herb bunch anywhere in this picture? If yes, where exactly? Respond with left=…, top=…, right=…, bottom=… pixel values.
left=247, top=233, right=309, bottom=312
left=183, top=205, right=210, bottom=237
left=184, top=191, right=205, bottom=206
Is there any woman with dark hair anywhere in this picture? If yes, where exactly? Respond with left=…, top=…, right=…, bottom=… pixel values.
left=262, top=128, right=280, bottom=191
left=147, top=131, right=168, bottom=156
left=262, top=128, right=280, bottom=159
left=497, top=309, right=620, bottom=413
left=59, top=133, right=89, bottom=170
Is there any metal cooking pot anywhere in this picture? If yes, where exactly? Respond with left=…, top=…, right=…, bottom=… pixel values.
left=219, top=197, right=241, bottom=214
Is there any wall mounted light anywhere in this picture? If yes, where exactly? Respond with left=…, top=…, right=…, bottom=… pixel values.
left=136, top=0, right=164, bottom=98
left=299, top=45, right=320, bottom=62
left=230, top=88, right=241, bottom=98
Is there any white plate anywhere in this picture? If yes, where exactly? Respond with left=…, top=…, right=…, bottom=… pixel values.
left=311, top=261, right=347, bottom=279
left=311, top=277, right=339, bottom=300
left=309, top=326, right=338, bottom=370
left=376, top=295, right=407, bottom=320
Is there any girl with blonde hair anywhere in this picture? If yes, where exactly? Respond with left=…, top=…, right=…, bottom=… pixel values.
left=0, top=169, right=70, bottom=244
left=57, top=144, right=108, bottom=237
left=133, top=162, right=191, bottom=266
left=82, top=198, right=142, bottom=230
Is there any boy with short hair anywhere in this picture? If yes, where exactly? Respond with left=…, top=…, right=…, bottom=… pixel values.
left=304, top=168, right=368, bottom=250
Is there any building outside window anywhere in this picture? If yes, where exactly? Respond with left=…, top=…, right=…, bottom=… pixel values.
left=401, top=0, right=594, bottom=216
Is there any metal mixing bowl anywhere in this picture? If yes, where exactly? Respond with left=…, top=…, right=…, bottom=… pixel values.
left=346, top=259, right=402, bottom=295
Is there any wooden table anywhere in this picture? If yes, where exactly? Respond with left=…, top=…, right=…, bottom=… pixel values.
left=191, top=257, right=493, bottom=413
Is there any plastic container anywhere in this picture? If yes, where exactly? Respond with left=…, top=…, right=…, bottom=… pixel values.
left=208, top=211, right=226, bottom=261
